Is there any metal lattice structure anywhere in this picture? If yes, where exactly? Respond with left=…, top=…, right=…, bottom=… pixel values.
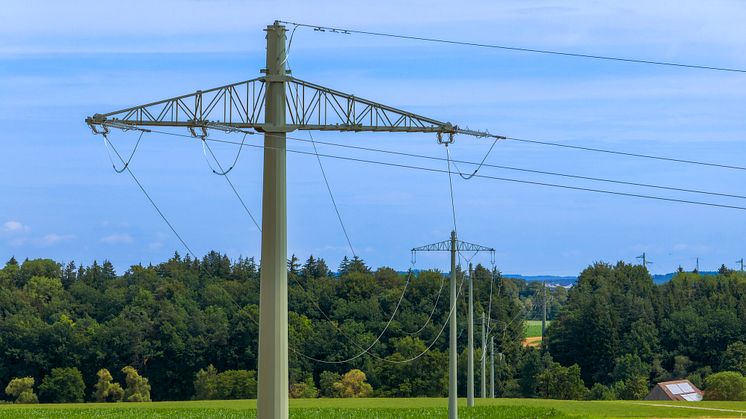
left=412, top=238, right=496, bottom=256
left=86, top=76, right=497, bottom=139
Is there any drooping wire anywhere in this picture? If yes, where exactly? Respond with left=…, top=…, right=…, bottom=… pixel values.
left=201, top=132, right=247, bottom=176
left=278, top=21, right=746, bottom=74
left=102, top=133, right=197, bottom=258
left=201, top=136, right=262, bottom=232
left=451, top=136, right=500, bottom=180
left=280, top=23, right=300, bottom=68
left=309, top=131, right=356, bottom=257
left=103, top=130, right=145, bottom=173
left=402, top=271, right=446, bottom=335
left=290, top=268, right=410, bottom=364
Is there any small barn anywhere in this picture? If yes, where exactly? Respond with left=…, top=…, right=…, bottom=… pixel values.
left=644, top=379, right=703, bottom=401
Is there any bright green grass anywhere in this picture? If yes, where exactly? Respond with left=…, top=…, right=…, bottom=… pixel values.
left=524, top=320, right=549, bottom=338
left=2, top=398, right=746, bottom=418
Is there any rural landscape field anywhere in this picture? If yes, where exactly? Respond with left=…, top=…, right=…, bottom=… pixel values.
left=3, top=399, right=746, bottom=418
left=4, top=1, right=746, bottom=418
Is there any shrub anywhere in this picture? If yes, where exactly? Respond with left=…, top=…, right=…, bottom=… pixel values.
left=215, top=370, right=256, bottom=399
left=704, top=371, right=746, bottom=401
left=122, top=366, right=151, bottom=402
left=93, top=369, right=124, bottom=402
left=588, top=383, right=616, bottom=400
left=332, top=369, right=373, bottom=398
left=193, top=366, right=257, bottom=400
left=289, top=377, right=319, bottom=399
left=319, top=371, right=341, bottom=398
left=39, top=367, right=85, bottom=403
left=615, top=375, right=649, bottom=400
left=4, top=377, right=38, bottom=404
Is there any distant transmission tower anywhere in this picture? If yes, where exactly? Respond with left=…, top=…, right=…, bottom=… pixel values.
left=636, top=252, right=653, bottom=268
left=412, top=232, right=494, bottom=416
left=738, top=258, right=744, bottom=272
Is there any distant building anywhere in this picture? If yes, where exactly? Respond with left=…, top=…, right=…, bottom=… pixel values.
left=644, top=380, right=703, bottom=401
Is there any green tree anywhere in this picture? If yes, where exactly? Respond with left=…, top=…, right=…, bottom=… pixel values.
left=537, top=362, right=587, bottom=400
left=332, top=369, right=373, bottom=398
left=518, top=348, right=542, bottom=397
left=93, top=369, right=124, bottom=402
left=704, top=371, right=746, bottom=401
left=722, top=342, right=746, bottom=375
left=122, top=366, right=151, bottom=402
left=4, top=377, right=38, bottom=404
left=214, top=370, right=257, bottom=399
left=38, top=367, right=85, bottom=403
left=587, top=383, right=616, bottom=400
left=319, top=371, right=341, bottom=398
left=194, top=365, right=218, bottom=400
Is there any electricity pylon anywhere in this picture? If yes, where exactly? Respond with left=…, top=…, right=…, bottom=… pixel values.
left=636, top=252, right=653, bottom=268
left=738, top=258, right=744, bottom=272
left=412, top=232, right=494, bottom=417
left=86, top=21, right=499, bottom=419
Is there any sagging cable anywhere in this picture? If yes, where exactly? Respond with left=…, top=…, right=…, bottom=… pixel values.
left=102, top=130, right=145, bottom=174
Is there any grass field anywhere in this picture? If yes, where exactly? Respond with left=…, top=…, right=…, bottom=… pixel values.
left=2, top=398, right=746, bottom=418
left=524, top=320, right=550, bottom=338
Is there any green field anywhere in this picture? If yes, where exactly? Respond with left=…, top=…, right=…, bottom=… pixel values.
left=524, top=320, right=550, bottom=338
left=2, top=398, right=746, bottom=418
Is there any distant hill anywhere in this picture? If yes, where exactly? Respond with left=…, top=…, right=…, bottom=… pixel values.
left=503, top=274, right=577, bottom=287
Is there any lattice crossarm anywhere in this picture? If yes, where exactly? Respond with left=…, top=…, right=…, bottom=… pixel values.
left=86, top=77, right=267, bottom=132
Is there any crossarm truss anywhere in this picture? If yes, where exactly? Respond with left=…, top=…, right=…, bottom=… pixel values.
left=412, top=240, right=495, bottom=253
left=86, top=76, right=500, bottom=139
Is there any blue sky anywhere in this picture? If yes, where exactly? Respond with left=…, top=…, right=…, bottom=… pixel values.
left=2, top=0, right=746, bottom=276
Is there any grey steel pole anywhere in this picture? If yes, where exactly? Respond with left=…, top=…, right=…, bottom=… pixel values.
left=541, top=280, right=547, bottom=342
left=467, top=263, right=474, bottom=407
left=449, top=230, right=458, bottom=419
left=257, top=21, right=288, bottom=419
left=490, top=337, right=495, bottom=398
left=481, top=311, right=486, bottom=398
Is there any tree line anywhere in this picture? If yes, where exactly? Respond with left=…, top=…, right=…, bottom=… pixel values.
left=0, top=252, right=526, bottom=402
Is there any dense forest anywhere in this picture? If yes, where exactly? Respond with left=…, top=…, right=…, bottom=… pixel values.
left=0, top=253, right=527, bottom=401
left=2, top=253, right=745, bottom=403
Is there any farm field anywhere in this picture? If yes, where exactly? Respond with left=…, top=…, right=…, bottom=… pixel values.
left=2, top=398, right=746, bottom=418
left=524, top=320, right=550, bottom=338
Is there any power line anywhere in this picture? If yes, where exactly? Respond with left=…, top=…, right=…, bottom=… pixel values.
left=189, top=133, right=746, bottom=213
left=137, top=130, right=746, bottom=199
left=308, top=131, right=355, bottom=257
left=279, top=21, right=746, bottom=74
left=505, top=136, right=746, bottom=172
left=292, top=133, right=746, bottom=201
left=202, top=140, right=262, bottom=232
left=102, top=134, right=197, bottom=258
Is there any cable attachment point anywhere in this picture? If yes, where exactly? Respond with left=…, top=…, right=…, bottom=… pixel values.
left=437, top=131, right=455, bottom=145
left=189, top=126, right=208, bottom=140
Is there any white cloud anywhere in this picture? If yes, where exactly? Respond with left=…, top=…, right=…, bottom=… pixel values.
left=2, top=220, right=29, bottom=233
left=101, top=233, right=135, bottom=244
left=40, top=234, right=75, bottom=246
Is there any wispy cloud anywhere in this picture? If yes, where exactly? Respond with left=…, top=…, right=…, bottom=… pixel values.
left=10, top=233, right=75, bottom=247
left=2, top=220, right=29, bottom=233
left=101, top=233, right=135, bottom=244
